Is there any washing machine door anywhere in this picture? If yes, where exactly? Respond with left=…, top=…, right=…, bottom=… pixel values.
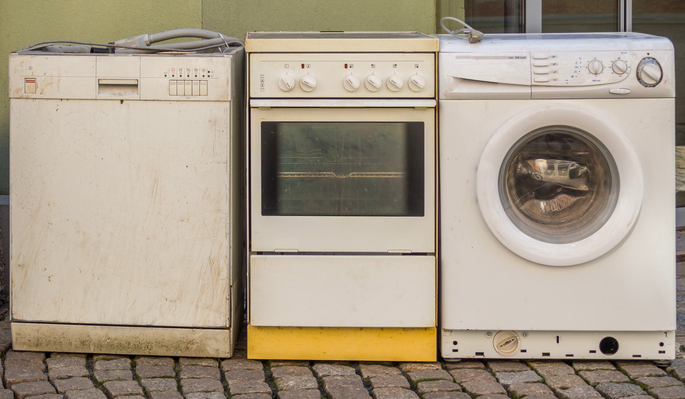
left=476, top=104, right=643, bottom=266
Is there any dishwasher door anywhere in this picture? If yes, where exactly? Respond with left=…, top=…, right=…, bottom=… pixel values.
left=10, top=98, right=232, bottom=328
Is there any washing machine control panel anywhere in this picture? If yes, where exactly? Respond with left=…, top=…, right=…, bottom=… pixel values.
left=249, top=52, right=435, bottom=98
left=530, top=51, right=635, bottom=86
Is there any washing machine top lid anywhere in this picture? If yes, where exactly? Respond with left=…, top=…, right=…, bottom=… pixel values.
left=438, top=32, right=673, bottom=53
left=246, top=31, right=438, bottom=53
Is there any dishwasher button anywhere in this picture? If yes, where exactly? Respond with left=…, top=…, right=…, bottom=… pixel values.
left=200, top=81, right=208, bottom=96
left=169, top=80, right=177, bottom=96
left=192, top=81, right=200, bottom=96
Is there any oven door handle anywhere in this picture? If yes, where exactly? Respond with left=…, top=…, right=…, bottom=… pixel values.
left=249, top=99, right=436, bottom=108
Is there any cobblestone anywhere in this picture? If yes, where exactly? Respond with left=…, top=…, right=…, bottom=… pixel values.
left=226, top=381, right=271, bottom=396
left=275, top=375, right=318, bottom=391
left=102, top=380, right=144, bottom=398
left=365, top=374, right=406, bottom=389
left=579, top=369, right=631, bottom=386
left=461, top=380, right=507, bottom=396
left=449, top=368, right=497, bottom=383
left=271, top=366, right=312, bottom=379
left=312, top=363, right=355, bottom=377
left=277, top=390, right=322, bottom=399
left=637, top=376, right=683, bottom=388
left=495, top=370, right=542, bottom=387
left=184, top=393, right=225, bottom=399
left=556, top=385, right=602, bottom=399
left=398, top=363, right=441, bottom=372
left=4, top=367, right=47, bottom=387
left=135, top=365, right=175, bottom=379
left=47, top=356, right=85, bottom=369
left=595, top=382, right=647, bottom=399
left=406, top=369, right=453, bottom=383
left=224, top=368, right=265, bottom=382
left=372, top=387, right=419, bottom=399
left=416, top=380, right=461, bottom=394
left=669, top=359, right=685, bottom=381
left=149, top=392, right=183, bottom=399
left=179, top=379, right=224, bottom=395
left=527, top=362, right=575, bottom=376
left=617, top=362, right=667, bottom=378
left=52, top=377, right=94, bottom=393
left=359, top=365, right=402, bottom=378
left=326, top=386, right=371, bottom=399
left=232, top=394, right=272, bottom=399
left=179, top=366, right=220, bottom=380
left=134, top=357, right=174, bottom=368
left=422, top=393, right=471, bottom=399
left=544, top=373, right=588, bottom=390
left=506, top=382, right=554, bottom=397
left=221, top=360, right=263, bottom=372
left=650, top=385, right=685, bottom=399
left=0, top=390, right=12, bottom=399
left=94, top=370, right=133, bottom=383
left=140, top=378, right=178, bottom=392
left=488, top=361, right=531, bottom=372
left=47, top=365, right=90, bottom=380
left=179, top=359, right=217, bottom=368
left=94, top=359, right=131, bottom=371
left=572, top=361, right=615, bottom=371
left=65, top=389, right=108, bottom=399
left=12, top=381, right=56, bottom=399
left=444, top=361, right=485, bottom=370
left=5, top=351, right=46, bottom=371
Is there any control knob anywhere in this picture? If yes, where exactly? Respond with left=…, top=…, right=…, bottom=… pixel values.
left=278, top=74, right=296, bottom=92
left=300, top=75, right=317, bottom=92
left=612, top=60, right=628, bottom=75
left=408, top=74, right=426, bottom=92
left=636, top=57, right=663, bottom=87
left=386, top=74, right=404, bottom=92
left=343, top=74, right=361, bottom=92
left=365, top=74, right=382, bottom=92
left=588, top=60, right=604, bottom=75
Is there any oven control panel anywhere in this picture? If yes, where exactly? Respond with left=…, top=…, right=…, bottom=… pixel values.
left=250, top=53, right=435, bottom=98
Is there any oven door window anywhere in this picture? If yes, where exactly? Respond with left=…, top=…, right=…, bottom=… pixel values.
left=261, top=122, right=424, bottom=216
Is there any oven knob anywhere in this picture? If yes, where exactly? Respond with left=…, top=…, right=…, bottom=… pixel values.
left=386, top=74, right=404, bottom=92
left=637, top=57, right=663, bottom=87
left=300, top=75, right=317, bottom=92
left=588, top=60, right=604, bottom=75
left=612, top=59, right=628, bottom=75
left=343, top=74, right=361, bottom=92
left=278, top=74, right=296, bottom=92
left=365, top=74, right=382, bottom=92
left=408, top=74, right=426, bottom=92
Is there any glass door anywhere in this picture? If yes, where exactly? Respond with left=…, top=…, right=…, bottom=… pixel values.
left=250, top=107, right=435, bottom=253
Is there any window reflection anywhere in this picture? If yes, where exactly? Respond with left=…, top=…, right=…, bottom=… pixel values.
left=542, top=1, right=618, bottom=32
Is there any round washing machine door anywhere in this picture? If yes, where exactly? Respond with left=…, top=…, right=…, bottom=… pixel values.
left=476, top=104, right=643, bottom=266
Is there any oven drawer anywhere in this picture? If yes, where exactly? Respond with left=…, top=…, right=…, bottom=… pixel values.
left=249, top=255, right=436, bottom=328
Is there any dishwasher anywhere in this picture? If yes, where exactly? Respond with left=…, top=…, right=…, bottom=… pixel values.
left=8, top=30, right=245, bottom=357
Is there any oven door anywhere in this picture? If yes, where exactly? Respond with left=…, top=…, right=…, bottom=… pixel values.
left=250, top=105, right=435, bottom=253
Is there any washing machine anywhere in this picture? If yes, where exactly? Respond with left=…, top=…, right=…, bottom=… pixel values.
left=439, top=32, right=676, bottom=360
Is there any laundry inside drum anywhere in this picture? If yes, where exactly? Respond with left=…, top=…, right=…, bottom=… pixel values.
left=499, top=126, right=619, bottom=244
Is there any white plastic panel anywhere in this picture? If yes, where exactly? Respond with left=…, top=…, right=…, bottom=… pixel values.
left=441, top=330, right=674, bottom=360
left=439, top=98, right=675, bottom=332
left=10, top=99, right=232, bottom=328
left=249, top=53, right=435, bottom=98
left=250, top=106, right=436, bottom=253
left=250, top=255, right=436, bottom=327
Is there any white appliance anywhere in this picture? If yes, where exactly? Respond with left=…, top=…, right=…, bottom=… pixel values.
left=246, top=32, right=438, bottom=361
left=9, top=37, right=245, bottom=357
left=439, top=32, right=676, bottom=359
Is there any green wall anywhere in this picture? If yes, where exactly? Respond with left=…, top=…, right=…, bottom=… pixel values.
left=0, top=0, right=437, bottom=196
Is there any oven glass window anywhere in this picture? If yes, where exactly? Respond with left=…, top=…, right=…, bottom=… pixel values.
left=262, top=122, right=424, bottom=216
left=498, top=126, right=619, bottom=243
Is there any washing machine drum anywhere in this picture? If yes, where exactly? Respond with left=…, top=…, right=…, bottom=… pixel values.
left=477, top=104, right=643, bottom=266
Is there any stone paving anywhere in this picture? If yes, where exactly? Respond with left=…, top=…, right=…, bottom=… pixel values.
left=0, top=231, right=681, bottom=399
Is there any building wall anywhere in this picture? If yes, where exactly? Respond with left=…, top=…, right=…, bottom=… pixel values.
left=0, top=0, right=438, bottom=196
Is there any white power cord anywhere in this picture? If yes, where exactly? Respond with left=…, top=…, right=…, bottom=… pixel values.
left=440, top=16, right=484, bottom=43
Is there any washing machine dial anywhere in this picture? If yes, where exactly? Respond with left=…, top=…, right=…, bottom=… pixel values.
left=408, top=74, right=426, bottom=92
left=300, top=75, right=317, bottom=92
left=611, top=59, right=628, bottom=75
left=386, top=74, right=404, bottom=92
left=278, top=74, right=296, bottom=92
left=343, top=74, right=361, bottom=92
left=365, top=74, right=382, bottom=92
left=588, top=60, right=604, bottom=75
left=636, top=57, right=663, bottom=87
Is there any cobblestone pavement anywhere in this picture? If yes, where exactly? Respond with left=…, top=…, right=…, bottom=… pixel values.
left=0, top=232, right=681, bottom=399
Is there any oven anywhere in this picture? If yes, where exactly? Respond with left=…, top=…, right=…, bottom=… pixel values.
left=245, top=32, right=438, bottom=361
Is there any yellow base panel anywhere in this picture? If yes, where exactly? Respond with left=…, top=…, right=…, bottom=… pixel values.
left=248, top=326, right=436, bottom=361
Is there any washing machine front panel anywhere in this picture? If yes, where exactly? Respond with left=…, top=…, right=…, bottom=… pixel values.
left=440, top=98, right=675, bottom=333
left=476, top=103, right=644, bottom=266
